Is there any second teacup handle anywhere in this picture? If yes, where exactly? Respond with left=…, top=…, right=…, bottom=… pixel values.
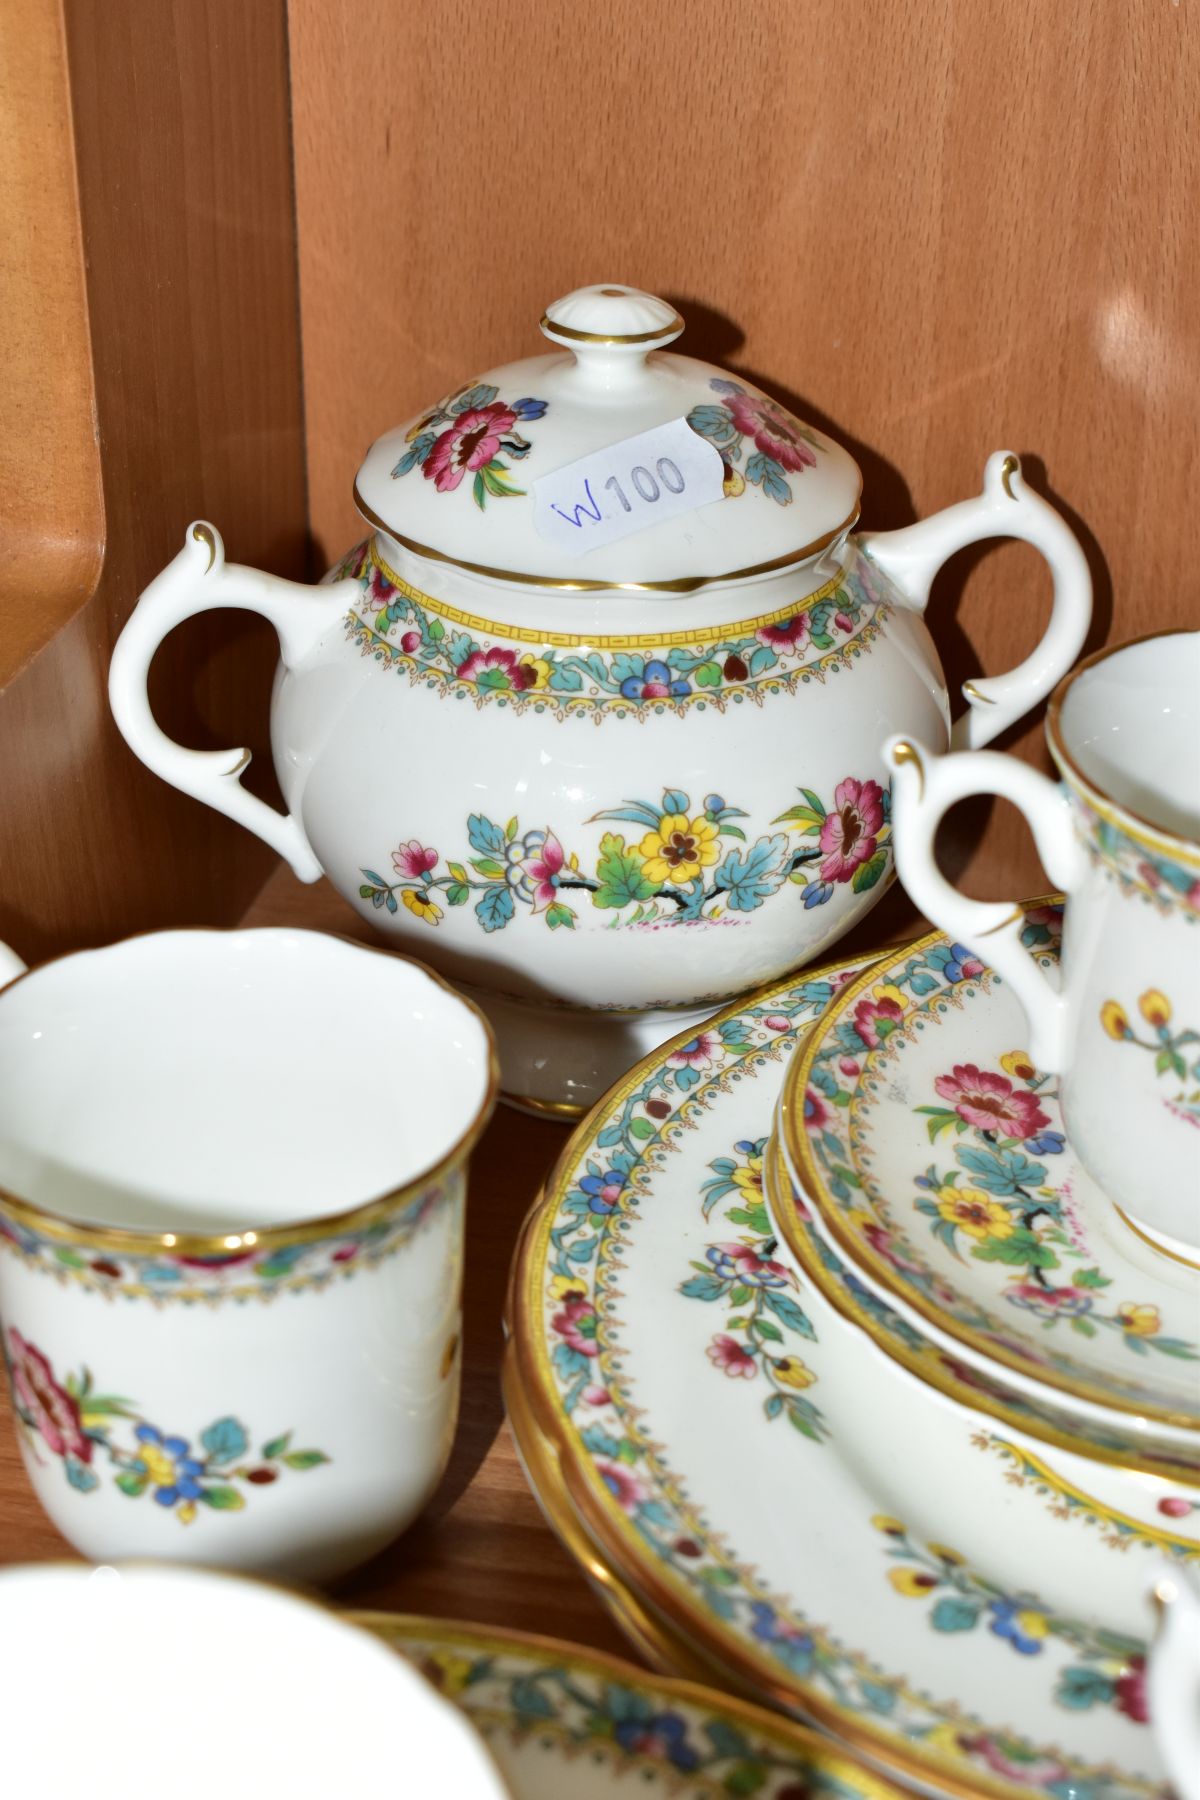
left=884, top=735, right=1088, bottom=1070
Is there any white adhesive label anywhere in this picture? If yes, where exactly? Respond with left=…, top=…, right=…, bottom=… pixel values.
left=532, top=417, right=725, bottom=555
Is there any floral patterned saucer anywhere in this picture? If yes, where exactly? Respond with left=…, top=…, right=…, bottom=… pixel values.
left=505, top=951, right=1174, bottom=1800
left=778, top=909, right=1200, bottom=1428
left=358, top=1613, right=910, bottom=1800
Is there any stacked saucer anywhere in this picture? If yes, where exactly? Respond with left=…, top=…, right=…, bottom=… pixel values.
left=504, top=932, right=1191, bottom=1800
left=769, top=903, right=1199, bottom=1656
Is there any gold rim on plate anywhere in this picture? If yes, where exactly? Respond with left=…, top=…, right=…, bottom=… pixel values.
left=354, top=1603, right=911, bottom=1800
left=501, top=948, right=1110, bottom=1800
left=763, top=1139, right=1200, bottom=1489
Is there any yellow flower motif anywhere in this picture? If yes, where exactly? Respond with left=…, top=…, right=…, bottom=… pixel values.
left=518, top=654, right=551, bottom=691
left=176, top=1501, right=197, bottom=1526
left=138, top=1441, right=179, bottom=1488
left=1101, top=999, right=1130, bottom=1040
left=1118, top=1302, right=1161, bottom=1337
left=771, top=1356, right=816, bottom=1390
left=549, top=1273, right=587, bottom=1301
left=1000, top=1049, right=1037, bottom=1081
left=936, top=1186, right=1014, bottom=1241
left=844, top=1206, right=877, bottom=1237
left=871, top=1515, right=906, bottom=1536
left=1013, top=1608, right=1050, bottom=1642
left=922, top=1722, right=971, bottom=1759
left=888, top=1566, right=939, bottom=1597
left=927, top=1543, right=966, bottom=1565
left=722, top=463, right=745, bottom=498
left=870, top=982, right=906, bottom=1011
left=402, top=887, right=443, bottom=926
left=638, top=811, right=721, bottom=886
left=1139, top=988, right=1172, bottom=1029
left=425, top=1650, right=475, bottom=1697
left=731, top=1156, right=764, bottom=1198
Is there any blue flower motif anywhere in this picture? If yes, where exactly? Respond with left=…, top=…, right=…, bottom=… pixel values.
left=133, top=1423, right=206, bottom=1509
left=803, top=881, right=834, bottom=909
left=1024, top=1131, right=1066, bottom=1155
left=509, top=396, right=548, bottom=420
left=613, top=1710, right=699, bottom=1772
left=749, top=1601, right=815, bottom=1672
left=987, top=1597, right=1047, bottom=1655
left=942, top=942, right=985, bottom=982
left=619, top=659, right=690, bottom=701
left=579, top=1169, right=626, bottom=1215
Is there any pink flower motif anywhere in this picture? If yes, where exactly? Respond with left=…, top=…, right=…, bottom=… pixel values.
left=852, top=992, right=904, bottom=1049
left=666, top=1031, right=724, bottom=1071
left=804, top=1087, right=834, bottom=1133
left=595, top=1457, right=649, bottom=1511
left=520, top=831, right=566, bottom=912
left=957, top=1735, right=1071, bottom=1787
left=424, top=403, right=518, bottom=493
left=400, top=630, right=421, bottom=653
left=552, top=1294, right=599, bottom=1357
left=582, top=1384, right=611, bottom=1407
left=1114, top=1657, right=1148, bottom=1725
left=834, top=611, right=853, bottom=632
left=1006, top=1282, right=1093, bottom=1321
left=1158, top=1495, right=1195, bottom=1519
left=838, top=1057, right=860, bottom=1076
left=456, top=645, right=539, bottom=692
left=707, top=1242, right=791, bottom=1288
left=707, top=1334, right=757, bottom=1379
left=762, top=1014, right=792, bottom=1032
left=7, top=1330, right=91, bottom=1464
left=818, top=778, right=885, bottom=883
left=726, top=392, right=818, bottom=474
left=934, top=1063, right=1050, bottom=1138
left=392, top=839, right=439, bottom=880
left=756, top=614, right=810, bottom=651
left=367, top=566, right=396, bottom=605
left=831, top=965, right=860, bottom=990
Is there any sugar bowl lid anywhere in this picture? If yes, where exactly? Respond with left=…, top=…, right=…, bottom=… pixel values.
left=354, top=284, right=862, bottom=592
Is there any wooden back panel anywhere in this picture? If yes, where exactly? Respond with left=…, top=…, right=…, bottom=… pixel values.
left=0, top=0, right=307, bottom=962
left=289, top=0, right=1199, bottom=899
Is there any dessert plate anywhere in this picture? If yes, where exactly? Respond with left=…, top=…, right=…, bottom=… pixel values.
left=778, top=909, right=1199, bottom=1427
left=506, top=952, right=1170, bottom=1800
left=362, top=1612, right=911, bottom=1799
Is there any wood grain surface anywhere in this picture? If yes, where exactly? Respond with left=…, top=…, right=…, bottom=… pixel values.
left=289, top=0, right=1200, bottom=899
left=0, top=0, right=307, bottom=964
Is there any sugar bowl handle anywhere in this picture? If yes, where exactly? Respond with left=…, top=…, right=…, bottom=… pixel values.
left=884, top=735, right=1087, bottom=1071
left=109, top=524, right=352, bottom=882
left=859, top=452, right=1091, bottom=749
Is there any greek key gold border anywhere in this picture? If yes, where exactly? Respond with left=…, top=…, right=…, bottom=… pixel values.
left=366, top=541, right=853, bottom=649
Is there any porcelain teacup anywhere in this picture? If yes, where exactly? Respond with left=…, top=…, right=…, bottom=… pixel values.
left=0, top=1562, right=510, bottom=1798
left=887, top=630, right=1200, bottom=1257
left=0, top=929, right=495, bottom=1582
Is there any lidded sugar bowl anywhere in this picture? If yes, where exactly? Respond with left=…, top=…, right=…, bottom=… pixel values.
left=110, top=283, right=1091, bottom=1111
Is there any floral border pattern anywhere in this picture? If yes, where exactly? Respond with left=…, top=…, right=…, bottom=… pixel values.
left=359, top=781, right=890, bottom=934
left=0, top=1173, right=458, bottom=1304
left=974, top=1437, right=1200, bottom=1559
left=336, top=541, right=891, bottom=720
left=6, top=1329, right=328, bottom=1524
left=384, top=1625, right=893, bottom=1799
left=533, top=962, right=1162, bottom=1800
left=1074, top=792, right=1200, bottom=922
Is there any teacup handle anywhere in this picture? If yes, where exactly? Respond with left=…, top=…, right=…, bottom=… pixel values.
left=884, top=734, right=1087, bottom=1070
left=109, top=524, right=353, bottom=882
left=1147, top=1572, right=1200, bottom=1800
left=859, top=451, right=1092, bottom=749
